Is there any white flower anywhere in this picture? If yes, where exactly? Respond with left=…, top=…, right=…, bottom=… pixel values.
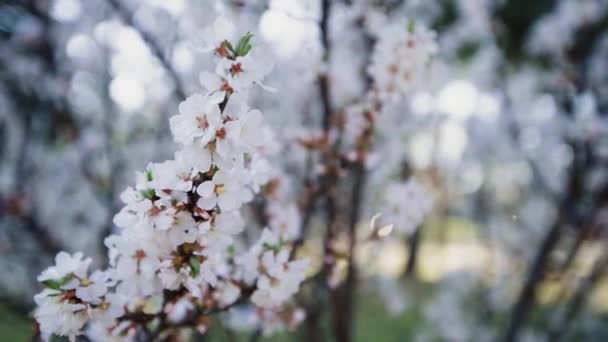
left=233, top=229, right=278, bottom=284
left=34, top=15, right=309, bottom=340
left=86, top=319, right=135, bottom=342
left=34, top=293, right=88, bottom=341
left=146, top=206, right=175, bottom=231
left=196, top=168, right=252, bottom=212
left=369, top=22, right=438, bottom=101
left=256, top=228, right=281, bottom=249
left=267, top=203, right=301, bottom=242
left=169, top=93, right=223, bottom=146
left=166, top=296, right=195, bottom=323
left=239, top=109, right=266, bottom=150
left=175, top=144, right=212, bottom=174
left=94, top=293, right=128, bottom=324
left=381, top=179, right=433, bottom=235
left=215, top=281, right=241, bottom=307
left=105, top=227, right=165, bottom=296
left=196, top=254, right=225, bottom=288
left=214, top=119, right=242, bottom=160
left=215, top=54, right=274, bottom=92
left=255, top=307, right=306, bottom=336
left=200, top=71, right=234, bottom=103
left=221, top=91, right=249, bottom=119
left=74, top=270, right=108, bottom=304
left=38, top=252, right=91, bottom=284
left=234, top=229, right=309, bottom=308
left=251, top=249, right=309, bottom=308
left=245, top=155, right=274, bottom=193
left=198, top=211, right=244, bottom=255
left=158, top=254, right=223, bottom=292
left=166, top=211, right=198, bottom=247
left=195, top=16, right=236, bottom=55
left=34, top=253, right=114, bottom=340
left=150, top=159, right=193, bottom=193
left=158, top=266, right=191, bottom=291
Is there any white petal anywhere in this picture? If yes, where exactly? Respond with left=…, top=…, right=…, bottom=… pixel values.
left=199, top=71, right=221, bottom=92
left=197, top=181, right=215, bottom=197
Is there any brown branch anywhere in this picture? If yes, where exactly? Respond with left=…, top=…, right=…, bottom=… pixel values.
left=293, top=1, right=342, bottom=341
left=0, top=4, right=68, bottom=257
left=404, top=227, right=421, bottom=275
left=501, top=140, right=590, bottom=342
left=97, top=50, right=121, bottom=264
left=330, top=12, right=379, bottom=342
left=318, top=0, right=333, bottom=132
left=547, top=249, right=608, bottom=342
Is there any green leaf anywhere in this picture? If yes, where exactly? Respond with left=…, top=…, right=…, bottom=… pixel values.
left=189, top=256, right=201, bottom=277
left=145, top=169, right=153, bottom=182
left=242, top=44, right=253, bottom=56
left=407, top=20, right=416, bottom=33
left=140, top=188, right=156, bottom=200
left=222, top=40, right=234, bottom=53
left=235, top=32, right=254, bottom=57
left=227, top=245, right=235, bottom=254
left=262, top=242, right=282, bottom=253
left=41, top=277, right=67, bottom=290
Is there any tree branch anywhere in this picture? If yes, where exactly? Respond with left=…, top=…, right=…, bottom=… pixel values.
left=547, top=249, right=608, bottom=342
left=501, top=140, right=590, bottom=342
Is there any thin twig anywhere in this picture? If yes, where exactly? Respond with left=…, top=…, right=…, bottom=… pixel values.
left=547, top=249, right=608, bottom=342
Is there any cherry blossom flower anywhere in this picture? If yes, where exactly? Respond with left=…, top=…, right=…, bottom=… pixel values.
left=34, top=16, right=309, bottom=341
left=169, top=93, right=223, bottom=146
left=195, top=16, right=236, bottom=55
left=369, top=21, right=438, bottom=102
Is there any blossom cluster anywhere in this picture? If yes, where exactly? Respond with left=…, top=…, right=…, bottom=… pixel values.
left=368, top=21, right=438, bottom=102
left=380, top=178, right=433, bottom=236
left=33, top=16, right=309, bottom=341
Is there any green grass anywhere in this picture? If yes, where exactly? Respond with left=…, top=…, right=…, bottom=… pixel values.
left=0, top=294, right=424, bottom=342
left=354, top=297, right=422, bottom=342
left=0, top=305, right=31, bottom=341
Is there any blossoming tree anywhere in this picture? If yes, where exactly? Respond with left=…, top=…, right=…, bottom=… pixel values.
left=3, top=0, right=606, bottom=342
left=31, top=8, right=439, bottom=340
left=33, top=18, right=313, bottom=341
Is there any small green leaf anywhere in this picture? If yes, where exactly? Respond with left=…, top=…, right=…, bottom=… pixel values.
left=242, top=44, right=253, bottom=56
left=42, top=277, right=67, bottom=290
left=227, top=245, right=235, bottom=254
left=235, top=32, right=254, bottom=57
left=189, top=256, right=201, bottom=277
left=222, top=40, right=234, bottom=53
left=145, top=169, right=153, bottom=182
left=140, top=188, right=156, bottom=200
left=407, top=20, right=416, bottom=33
left=262, top=242, right=282, bottom=253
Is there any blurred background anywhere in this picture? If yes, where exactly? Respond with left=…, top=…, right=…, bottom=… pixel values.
left=2, top=0, right=608, bottom=341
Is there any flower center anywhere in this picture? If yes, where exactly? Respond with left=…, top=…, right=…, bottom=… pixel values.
left=215, top=184, right=226, bottom=195
left=221, top=80, right=234, bottom=93
left=80, top=278, right=92, bottom=287
left=135, top=249, right=146, bottom=260
left=216, top=127, right=227, bottom=139
left=197, top=116, right=209, bottom=129
left=214, top=43, right=230, bottom=58
left=230, top=63, right=243, bottom=75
